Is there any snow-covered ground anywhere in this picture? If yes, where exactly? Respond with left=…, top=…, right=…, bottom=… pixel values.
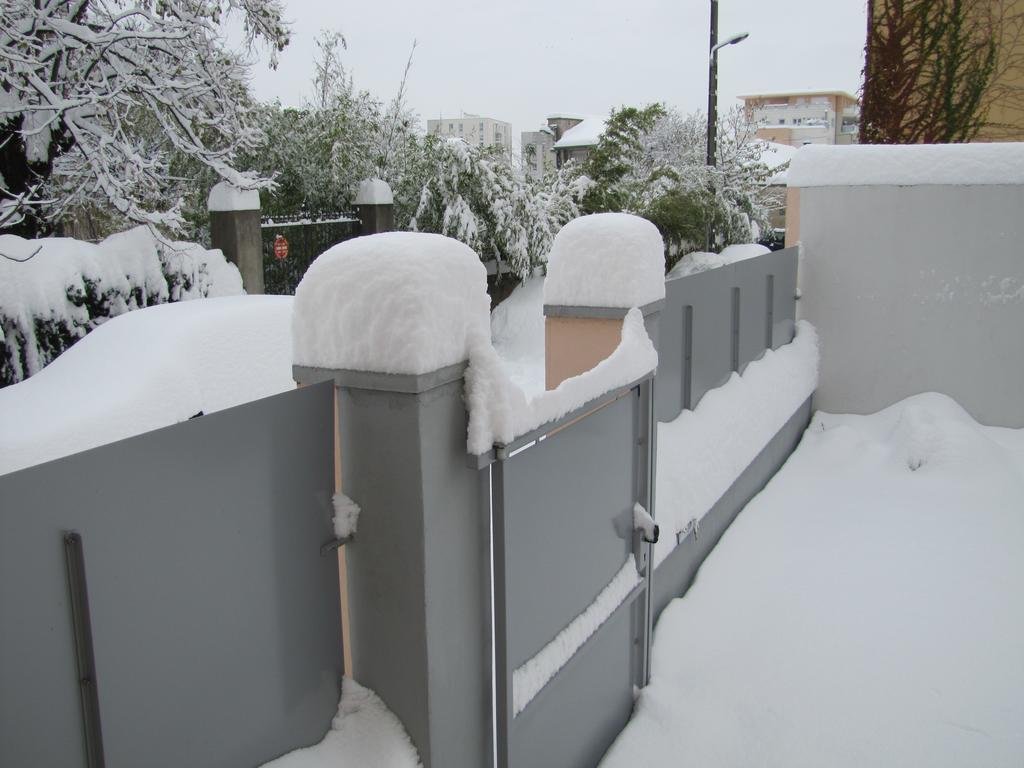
left=260, top=679, right=420, bottom=768
left=601, top=392, right=1024, bottom=767
left=490, top=274, right=545, bottom=395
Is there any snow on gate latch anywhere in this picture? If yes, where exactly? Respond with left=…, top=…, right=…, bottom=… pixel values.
left=273, top=235, right=289, bottom=260
left=633, top=502, right=659, bottom=575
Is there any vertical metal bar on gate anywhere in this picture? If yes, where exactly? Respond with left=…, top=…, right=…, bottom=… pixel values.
left=491, top=459, right=512, bottom=768
left=63, top=531, right=105, bottom=768
left=639, top=378, right=657, bottom=685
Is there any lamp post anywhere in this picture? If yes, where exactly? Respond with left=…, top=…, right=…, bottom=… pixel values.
left=705, top=1, right=748, bottom=249
left=706, top=3, right=749, bottom=168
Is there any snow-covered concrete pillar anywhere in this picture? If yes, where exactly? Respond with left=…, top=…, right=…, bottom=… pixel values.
left=543, top=213, right=666, bottom=389
left=208, top=182, right=264, bottom=294
left=354, top=178, right=394, bottom=235
left=291, top=232, right=491, bottom=768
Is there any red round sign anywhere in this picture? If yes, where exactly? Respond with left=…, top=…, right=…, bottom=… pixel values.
left=273, top=235, right=289, bottom=260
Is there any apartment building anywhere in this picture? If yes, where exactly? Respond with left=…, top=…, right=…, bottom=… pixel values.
left=739, top=91, right=860, bottom=147
left=521, top=128, right=556, bottom=179
left=426, top=114, right=513, bottom=153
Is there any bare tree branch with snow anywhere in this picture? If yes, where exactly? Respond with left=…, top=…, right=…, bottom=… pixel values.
left=0, top=0, right=289, bottom=237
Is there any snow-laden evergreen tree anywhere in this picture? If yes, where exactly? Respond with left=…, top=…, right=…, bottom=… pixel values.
left=582, top=104, right=770, bottom=269
left=410, top=137, right=589, bottom=280
left=0, top=0, right=290, bottom=238
left=223, top=32, right=420, bottom=227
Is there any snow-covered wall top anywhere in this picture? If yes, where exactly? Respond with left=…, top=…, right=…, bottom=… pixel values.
left=668, top=244, right=770, bottom=278
left=788, top=142, right=1024, bottom=188
left=207, top=181, right=261, bottom=212
left=543, top=213, right=666, bottom=308
left=0, top=296, right=294, bottom=476
left=292, top=232, right=490, bottom=375
left=354, top=178, right=394, bottom=206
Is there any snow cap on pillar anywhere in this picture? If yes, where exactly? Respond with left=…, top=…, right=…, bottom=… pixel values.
left=292, top=232, right=489, bottom=375
left=543, top=213, right=665, bottom=308
left=207, top=181, right=260, bottom=212
left=354, top=178, right=394, bottom=206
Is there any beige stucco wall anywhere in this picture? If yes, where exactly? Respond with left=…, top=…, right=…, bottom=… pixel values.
left=784, top=187, right=801, bottom=247
left=545, top=316, right=624, bottom=390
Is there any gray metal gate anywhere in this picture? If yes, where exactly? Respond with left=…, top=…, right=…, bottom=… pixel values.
left=0, top=382, right=342, bottom=768
left=491, top=377, right=655, bottom=768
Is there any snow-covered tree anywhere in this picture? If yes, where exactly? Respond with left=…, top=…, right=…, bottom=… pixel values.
left=0, top=0, right=290, bottom=237
left=582, top=104, right=770, bottom=268
left=226, top=33, right=419, bottom=224
left=410, top=137, right=589, bottom=280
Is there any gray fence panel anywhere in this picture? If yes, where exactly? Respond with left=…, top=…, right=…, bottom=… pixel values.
left=770, top=248, right=798, bottom=349
left=655, top=247, right=799, bottom=424
left=507, top=598, right=641, bottom=768
left=500, top=391, right=638, bottom=668
left=654, top=282, right=686, bottom=424
left=653, top=396, right=812, bottom=621
left=736, top=259, right=770, bottom=373
left=0, top=382, right=340, bottom=768
left=493, top=383, right=654, bottom=768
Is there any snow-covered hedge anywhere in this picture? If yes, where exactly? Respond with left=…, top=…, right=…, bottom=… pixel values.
left=0, top=227, right=243, bottom=387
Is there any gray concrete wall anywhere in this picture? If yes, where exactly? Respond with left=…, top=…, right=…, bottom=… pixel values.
left=797, top=184, right=1024, bottom=427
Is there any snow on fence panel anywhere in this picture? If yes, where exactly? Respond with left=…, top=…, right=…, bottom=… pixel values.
left=0, top=383, right=342, bottom=768
left=650, top=245, right=816, bottom=620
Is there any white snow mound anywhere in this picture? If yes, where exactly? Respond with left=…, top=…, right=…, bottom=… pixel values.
left=490, top=274, right=545, bottom=395
left=668, top=243, right=770, bottom=278
left=467, top=307, right=658, bottom=454
left=355, top=178, right=394, bottom=205
left=292, top=232, right=490, bottom=375
left=543, top=213, right=665, bottom=309
left=332, top=493, right=361, bottom=539
left=259, top=677, right=421, bottom=768
left=208, top=181, right=261, bottom=211
left=0, top=296, right=295, bottom=476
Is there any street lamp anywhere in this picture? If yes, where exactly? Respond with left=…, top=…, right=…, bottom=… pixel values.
left=705, top=2, right=748, bottom=250
left=706, top=0, right=749, bottom=168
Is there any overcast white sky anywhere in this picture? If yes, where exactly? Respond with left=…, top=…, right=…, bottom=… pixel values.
left=244, top=0, right=867, bottom=140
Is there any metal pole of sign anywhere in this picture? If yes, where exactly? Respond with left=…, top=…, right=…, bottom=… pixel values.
left=64, top=531, right=106, bottom=768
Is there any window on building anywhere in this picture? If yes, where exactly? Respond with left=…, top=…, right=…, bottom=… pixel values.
left=459, top=123, right=463, bottom=132
left=448, top=123, right=453, bottom=132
